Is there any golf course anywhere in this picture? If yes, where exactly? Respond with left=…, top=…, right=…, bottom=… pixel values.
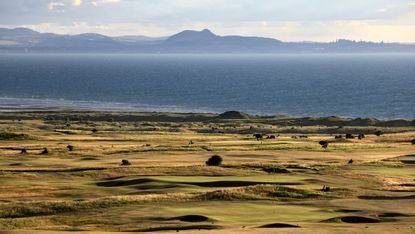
left=0, top=111, right=414, bottom=233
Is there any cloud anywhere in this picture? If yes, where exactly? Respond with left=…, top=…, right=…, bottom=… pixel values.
left=46, top=0, right=120, bottom=11
left=1, top=0, right=415, bottom=42
left=73, top=0, right=82, bottom=7
left=48, top=1, right=66, bottom=10
left=91, top=0, right=121, bottom=6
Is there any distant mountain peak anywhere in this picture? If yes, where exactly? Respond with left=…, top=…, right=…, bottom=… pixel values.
left=1, top=27, right=414, bottom=53
left=13, top=27, right=38, bottom=33
left=166, top=29, right=218, bottom=44
left=201, top=28, right=214, bottom=34
left=0, top=27, right=39, bottom=37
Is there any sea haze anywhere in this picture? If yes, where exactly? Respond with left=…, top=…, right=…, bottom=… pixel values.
left=0, top=53, right=414, bottom=119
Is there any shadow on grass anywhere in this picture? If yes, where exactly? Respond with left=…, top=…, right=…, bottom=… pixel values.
left=322, top=216, right=381, bottom=223
left=358, top=194, right=415, bottom=200
left=96, top=178, right=302, bottom=188
left=131, top=224, right=221, bottom=232
left=259, top=223, right=300, bottom=228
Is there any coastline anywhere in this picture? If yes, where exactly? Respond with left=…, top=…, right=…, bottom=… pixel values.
left=0, top=111, right=413, bottom=128
left=1, top=97, right=414, bottom=122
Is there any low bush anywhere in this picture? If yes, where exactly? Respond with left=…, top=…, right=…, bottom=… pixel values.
left=67, top=145, right=74, bottom=151
left=0, top=132, right=28, bottom=140
left=206, top=155, right=223, bottom=166
left=319, top=141, right=329, bottom=148
left=121, top=159, right=131, bottom=166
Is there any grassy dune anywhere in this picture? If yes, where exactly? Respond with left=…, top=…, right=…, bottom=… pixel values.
left=0, top=112, right=414, bottom=233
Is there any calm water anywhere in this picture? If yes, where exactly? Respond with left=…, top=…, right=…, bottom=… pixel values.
left=0, top=53, right=414, bottom=119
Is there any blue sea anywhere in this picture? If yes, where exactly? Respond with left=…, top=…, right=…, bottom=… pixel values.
left=0, top=53, right=414, bottom=119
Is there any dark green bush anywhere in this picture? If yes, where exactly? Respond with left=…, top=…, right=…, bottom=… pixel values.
left=121, top=159, right=131, bottom=166
left=67, top=145, right=74, bottom=151
left=319, top=141, right=329, bottom=149
left=0, top=132, right=28, bottom=140
left=206, top=155, right=223, bottom=166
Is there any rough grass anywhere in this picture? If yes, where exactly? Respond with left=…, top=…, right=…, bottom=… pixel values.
left=0, top=132, right=30, bottom=140
left=0, top=184, right=330, bottom=219
left=198, top=184, right=325, bottom=200
left=0, top=193, right=194, bottom=219
left=0, top=112, right=414, bottom=232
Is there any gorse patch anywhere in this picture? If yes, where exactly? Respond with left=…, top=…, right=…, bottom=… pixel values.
left=0, top=132, right=29, bottom=140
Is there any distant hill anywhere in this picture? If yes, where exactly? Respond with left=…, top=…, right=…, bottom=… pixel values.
left=163, top=29, right=282, bottom=52
left=1, top=27, right=414, bottom=53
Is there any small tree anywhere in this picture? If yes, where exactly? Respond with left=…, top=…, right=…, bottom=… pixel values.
left=40, top=147, right=49, bottom=154
left=121, top=159, right=131, bottom=166
left=345, top=134, right=355, bottom=139
left=206, top=155, right=223, bottom=166
left=374, top=130, right=383, bottom=136
left=67, top=145, right=74, bottom=151
left=319, top=141, right=329, bottom=149
left=253, top=134, right=263, bottom=141
left=321, top=185, right=331, bottom=192
left=411, top=139, right=415, bottom=145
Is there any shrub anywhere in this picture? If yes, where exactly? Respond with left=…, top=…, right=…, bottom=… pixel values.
left=345, top=134, right=355, bottom=139
left=319, top=141, right=329, bottom=149
left=374, top=130, right=383, bottom=136
left=40, top=148, right=48, bottom=155
left=121, top=159, right=131, bottom=166
left=253, top=134, right=263, bottom=141
left=0, top=132, right=28, bottom=140
left=67, top=145, right=74, bottom=151
left=263, top=166, right=290, bottom=174
left=206, top=155, right=223, bottom=166
left=321, top=185, right=331, bottom=192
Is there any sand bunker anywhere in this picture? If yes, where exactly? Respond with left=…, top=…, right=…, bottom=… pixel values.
left=259, top=223, right=300, bottom=228
left=323, top=216, right=381, bottom=224
left=175, top=215, right=209, bottom=222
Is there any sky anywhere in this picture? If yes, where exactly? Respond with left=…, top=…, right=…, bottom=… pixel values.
left=1, top=0, right=415, bottom=42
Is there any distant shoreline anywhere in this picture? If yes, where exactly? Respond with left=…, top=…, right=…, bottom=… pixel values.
left=0, top=111, right=413, bottom=127
left=1, top=108, right=414, bottom=122
left=1, top=97, right=413, bottom=121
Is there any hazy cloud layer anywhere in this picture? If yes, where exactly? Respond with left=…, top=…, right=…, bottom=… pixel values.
left=1, top=0, right=415, bottom=42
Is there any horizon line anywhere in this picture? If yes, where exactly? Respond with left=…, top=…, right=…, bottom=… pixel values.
left=2, top=26, right=414, bottom=45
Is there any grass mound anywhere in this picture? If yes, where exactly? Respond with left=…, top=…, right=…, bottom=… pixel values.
left=217, top=111, right=250, bottom=119
left=0, top=194, right=193, bottom=218
left=262, top=166, right=290, bottom=174
left=0, top=132, right=29, bottom=140
left=259, top=223, right=300, bottom=228
left=198, top=184, right=322, bottom=200
left=96, top=177, right=302, bottom=189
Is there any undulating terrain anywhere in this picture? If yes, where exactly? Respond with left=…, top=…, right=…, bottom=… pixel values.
left=0, top=111, right=414, bottom=233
